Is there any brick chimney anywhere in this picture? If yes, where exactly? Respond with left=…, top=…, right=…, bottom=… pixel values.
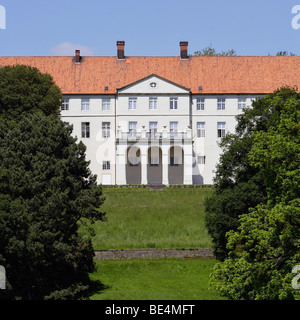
left=117, top=41, right=125, bottom=60
left=75, top=49, right=81, bottom=63
left=180, top=41, right=189, bottom=60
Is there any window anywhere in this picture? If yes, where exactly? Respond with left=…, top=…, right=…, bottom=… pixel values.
left=196, top=98, right=205, bottom=111
left=150, top=82, right=157, bottom=88
left=102, top=161, right=111, bottom=170
left=170, top=98, right=178, bottom=110
left=238, top=98, right=246, bottom=110
left=217, top=122, right=226, bottom=138
left=198, top=156, right=206, bottom=164
left=149, top=122, right=157, bottom=136
left=170, top=122, right=178, bottom=137
left=102, top=99, right=111, bottom=111
left=149, top=97, right=157, bottom=110
left=61, top=98, right=69, bottom=111
left=129, top=98, right=137, bottom=110
left=64, top=122, right=70, bottom=127
left=197, top=122, right=205, bottom=138
left=81, top=122, right=90, bottom=138
left=129, top=122, right=137, bottom=137
left=217, top=98, right=226, bottom=110
left=81, top=98, right=90, bottom=111
left=102, top=122, right=110, bottom=138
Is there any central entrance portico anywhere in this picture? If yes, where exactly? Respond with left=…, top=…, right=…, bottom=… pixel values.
left=116, top=129, right=193, bottom=185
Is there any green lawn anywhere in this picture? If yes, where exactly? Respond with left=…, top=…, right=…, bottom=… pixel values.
left=89, top=258, right=225, bottom=300
left=86, top=187, right=214, bottom=250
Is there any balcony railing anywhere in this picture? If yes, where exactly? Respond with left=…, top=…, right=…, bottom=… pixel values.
left=117, top=130, right=193, bottom=142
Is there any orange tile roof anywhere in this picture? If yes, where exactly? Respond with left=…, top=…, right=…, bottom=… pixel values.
left=0, top=56, right=299, bottom=94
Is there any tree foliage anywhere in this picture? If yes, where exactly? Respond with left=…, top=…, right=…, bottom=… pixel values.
left=209, top=87, right=300, bottom=300
left=205, top=86, right=300, bottom=261
left=276, top=51, right=296, bottom=56
left=0, top=113, right=106, bottom=300
left=0, top=65, right=105, bottom=300
left=0, top=65, right=62, bottom=122
left=193, top=46, right=237, bottom=56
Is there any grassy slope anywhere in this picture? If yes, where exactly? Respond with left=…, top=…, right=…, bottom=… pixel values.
left=88, top=187, right=213, bottom=250
left=89, top=258, right=225, bottom=300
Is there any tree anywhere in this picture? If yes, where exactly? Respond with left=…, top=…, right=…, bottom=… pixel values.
left=249, top=94, right=300, bottom=204
left=210, top=87, right=300, bottom=300
left=205, top=86, right=299, bottom=261
left=0, top=112, right=106, bottom=300
left=210, top=200, right=300, bottom=300
left=0, top=65, right=62, bottom=122
left=193, top=46, right=237, bottom=56
left=276, top=51, right=296, bottom=56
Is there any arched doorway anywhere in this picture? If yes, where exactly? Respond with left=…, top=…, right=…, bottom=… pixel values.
left=168, top=146, right=184, bottom=184
left=126, top=146, right=141, bottom=184
left=147, top=146, right=162, bottom=184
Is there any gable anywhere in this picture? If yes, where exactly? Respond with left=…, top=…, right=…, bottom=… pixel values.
left=117, top=74, right=190, bottom=95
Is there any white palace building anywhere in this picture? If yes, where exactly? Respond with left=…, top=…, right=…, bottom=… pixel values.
left=1, top=41, right=299, bottom=185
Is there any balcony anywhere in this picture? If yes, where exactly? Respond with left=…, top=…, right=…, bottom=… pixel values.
left=116, top=128, right=193, bottom=144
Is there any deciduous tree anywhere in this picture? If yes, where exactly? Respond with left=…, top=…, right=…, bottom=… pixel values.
left=209, top=87, right=300, bottom=299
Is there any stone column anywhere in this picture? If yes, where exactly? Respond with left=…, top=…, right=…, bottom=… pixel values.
left=183, top=142, right=193, bottom=185
left=140, top=146, right=148, bottom=185
left=162, top=145, right=169, bottom=185
left=116, top=144, right=127, bottom=185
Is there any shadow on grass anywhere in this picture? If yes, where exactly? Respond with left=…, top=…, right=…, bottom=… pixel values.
left=81, top=279, right=110, bottom=300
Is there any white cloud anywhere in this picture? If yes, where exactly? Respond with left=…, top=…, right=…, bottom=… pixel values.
left=50, top=42, right=96, bottom=56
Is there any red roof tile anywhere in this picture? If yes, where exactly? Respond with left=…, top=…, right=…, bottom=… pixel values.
left=0, top=56, right=299, bottom=94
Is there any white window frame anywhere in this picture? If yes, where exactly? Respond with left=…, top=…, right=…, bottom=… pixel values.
left=81, top=98, right=90, bottom=111
left=197, top=122, right=205, bottom=138
left=129, top=121, right=137, bottom=137
left=102, top=122, right=110, bottom=138
left=217, top=122, right=226, bottom=138
left=170, top=97, right=178, bottom=110
left=198, top=155, right=206, bottom=165
left=170, top=122, right=178, bottom=138
left=61, top=98, right=69, bottom=111
left=102, top=161, right=111, bottom=170
left=81, top=122, right=90, bottom=138
left=149, top=121, right=158, bottom=136
left=129, top=98, right=137, bottom=110
left=102, top=98, right=111, bottom=111
left=196, top=98, right=205, bottom=111
left=217, top=98, right=226, bottom=111
left=149, top=97, right=158, bottom=110
left=238, top=98, right=247, bottom=110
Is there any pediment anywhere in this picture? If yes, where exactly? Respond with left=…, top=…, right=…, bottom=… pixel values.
left=117, top=74, right=190, bottom=94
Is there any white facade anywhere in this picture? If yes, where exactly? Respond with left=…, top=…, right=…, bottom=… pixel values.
left=61, top=74, right=260, bottom=185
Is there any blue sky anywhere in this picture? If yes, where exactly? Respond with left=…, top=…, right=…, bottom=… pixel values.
left=0, top=0, right=300, bottom=56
